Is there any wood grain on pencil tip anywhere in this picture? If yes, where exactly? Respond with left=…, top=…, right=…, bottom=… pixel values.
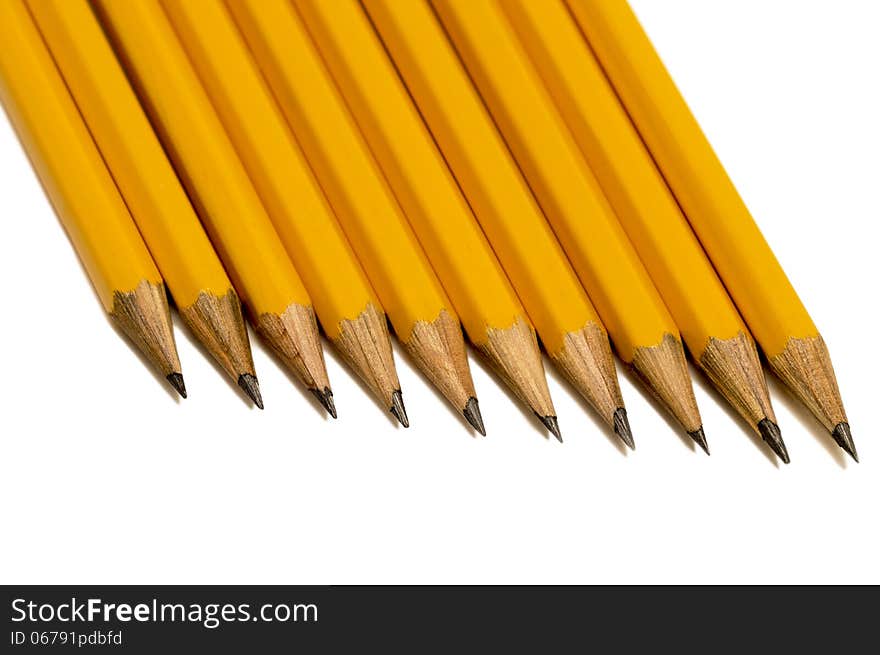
left=407, top=309, right=482, bottom=434
left=479, top=317, right=556, bottom=438
left=335, top=303, right=406, bottom=426
left=110, top=279, right=183, bottom=397
left=179, top=289, right=260, bottom=408
left=770, top=335, right=853, bottom=461
left=631, top=334, right=706, bottom=454
left=255, top=302, right=332, bottom=414
left=700, top=332, right=785, bottom=461
left=550, top=321, right=631, bottom=449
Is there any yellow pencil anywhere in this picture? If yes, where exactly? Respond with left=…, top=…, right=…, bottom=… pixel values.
left=429, top=0, right=706, bottom=449
left=293, top=0, right=566, bottom=439
left=94, top=0, right=333, bottom=415
left=0, top=0, right=183, bottom=397
left=569, top=0, right=855, bottom=461
left=160, top=0, right=404, bottom=425
left=364, top=0, right=633, bottom=445
left=501, top=0, right=788, bottom=462
left=27, top=0, right=260, bottom=407
left=228, top=0, right=483, bottom=434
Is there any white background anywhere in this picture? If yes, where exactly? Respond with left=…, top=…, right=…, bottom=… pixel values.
left=1, top=1, right=877, bottom=584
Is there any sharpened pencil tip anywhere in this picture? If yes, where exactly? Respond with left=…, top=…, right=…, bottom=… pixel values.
left=688, top=427, right=709, bottom=455
left=390, top=389, right=409, bottom=428
left=167, top=372, right=187, bottom=399
left=758, top=418, right=789, bottom=464
left=832, top=422, right=858, bottom=462
left=536, top=413, right=562, bottom=442
left=463, top=396, right=485, bottom=436
left=310, top=387, right=336, bottom=418
left=613, top=407, right=634, bottom=450
left=237, top=373, right=263, bottom=409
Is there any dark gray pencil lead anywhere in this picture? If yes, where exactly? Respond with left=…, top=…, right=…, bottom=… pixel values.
left=310, top=386, right=336, bottom=418
left=237, top=373, right=263, bottom=409
left=537, top=414, right=562, bottom=442
left=390, top=389, right=409, bottom=428
left=688, top=426, right=709, bottom=455
left=167, top=372, right=187, bottom=399
left=832, top=422, right=858, bottom=463
left=463, top=396, right=486, bottom=436
left=758, top=418, right=789, bottom=464
left=613, top=407, right=635, bottom=450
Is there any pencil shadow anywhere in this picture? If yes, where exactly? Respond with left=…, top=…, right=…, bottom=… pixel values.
left=686, top=356, right=779, bottom=468
left=618, top=364, right=696, bottom=454
left=321, top=337, right=400, bottom=429
left=542, top=358, right=629, bottom=455
left=393, top=335, right=483, bottom=438
left=468, top=348, right=553, bottom=441
left=167, top=300, right=259, bottom=409
left=765, top=371, right=848, bottom=468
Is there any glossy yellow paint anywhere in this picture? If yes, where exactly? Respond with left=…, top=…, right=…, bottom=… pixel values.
left=567, top=0, right=817, bottom=357
left=161, top=0, right=378, bottom=340
left=293, top=0, right=525, bottom=344
left=226, top=0, right=452, bottom=341
left=0, top=0, right=160, bottom=310
left=27, top=0, right=231, bottom=309
left=363, top=0, right=601, bottom=356
left=433, top=0, right=675, bottom=362
left=502, top=0, right=745, bottom=358
left=95, top=0, right=311, bottom=317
